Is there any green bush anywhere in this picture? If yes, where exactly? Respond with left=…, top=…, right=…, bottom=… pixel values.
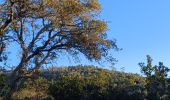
left=49, top=75, right=85, bottom=100
left=12, top=77, right=53, bottom=100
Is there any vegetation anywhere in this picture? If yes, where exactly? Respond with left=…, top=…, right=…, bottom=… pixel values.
left=0, top=56, right=168, bottom=100
left=0, top=0, right=169, bottom=100
left=139, top=55, right=170, bottom=100
left=0, top=0, right=119, bottom=96
left=0, top=65, right=145, bottom=99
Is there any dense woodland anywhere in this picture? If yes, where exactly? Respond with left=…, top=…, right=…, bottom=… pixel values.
left=0, top=56, right=169, bottom=100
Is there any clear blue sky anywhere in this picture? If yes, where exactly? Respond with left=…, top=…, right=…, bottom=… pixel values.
left=5, top=0, right=170, bottom=74
left=99, top=0, right=170, bottom=73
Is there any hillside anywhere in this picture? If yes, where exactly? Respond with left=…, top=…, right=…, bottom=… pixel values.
left=1, top=66, right=146, bottom=99
left=0, top=65, right=169, bottom=100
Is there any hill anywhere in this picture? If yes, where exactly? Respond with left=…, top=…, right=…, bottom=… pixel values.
left=0, top=65, right=169, bottom=100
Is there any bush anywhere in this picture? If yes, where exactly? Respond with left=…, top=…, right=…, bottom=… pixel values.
left=49, top=75, right=85, bottom=100
left=12, top=77, right=53, bottom=100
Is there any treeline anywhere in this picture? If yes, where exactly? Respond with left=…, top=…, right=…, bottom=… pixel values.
left=0, top=64, right=169, bottom=100
left=0, top=65, right=145, bottom=100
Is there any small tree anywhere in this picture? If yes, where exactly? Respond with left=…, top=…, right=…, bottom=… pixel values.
left=139, top=55, right=170, bottom=100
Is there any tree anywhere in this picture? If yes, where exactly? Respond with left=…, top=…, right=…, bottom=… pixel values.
left=139, top=55, right=170, bottom=100
left=0, top=0, right=118, bottom=96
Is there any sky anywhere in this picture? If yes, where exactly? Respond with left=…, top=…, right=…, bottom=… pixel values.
left=3, top=0, right=170, bottom=74
left=99, top=0, right=170, bottom=73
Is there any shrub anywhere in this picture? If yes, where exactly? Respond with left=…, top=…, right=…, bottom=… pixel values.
left=12, top=77, right=52, bottom=100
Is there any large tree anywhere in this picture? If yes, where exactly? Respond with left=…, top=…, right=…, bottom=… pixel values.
left=0, top=0, right=118, bottom=95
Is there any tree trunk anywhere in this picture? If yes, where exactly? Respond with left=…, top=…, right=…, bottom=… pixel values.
left=5, top=61, right=26, bottom=99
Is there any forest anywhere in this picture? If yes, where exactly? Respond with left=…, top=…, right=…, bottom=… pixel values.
left=0, top=55, right=170, bottom=99
left=0, top=0, right=170, bottom=100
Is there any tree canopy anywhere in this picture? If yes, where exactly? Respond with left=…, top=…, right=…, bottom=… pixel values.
left=0, top=0, right=118, bottom=95
left=139, top=55, right=170, bottom=100
left=0, top=0, right=118, bottom=75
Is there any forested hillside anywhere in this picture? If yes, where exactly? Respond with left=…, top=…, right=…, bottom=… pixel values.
left=0, top=65, right=169, bottom=100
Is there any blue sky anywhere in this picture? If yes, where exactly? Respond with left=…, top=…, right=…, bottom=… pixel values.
left=4, top=0, right=170, bottom=74
left=99, top=0, right=170, bottom=73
